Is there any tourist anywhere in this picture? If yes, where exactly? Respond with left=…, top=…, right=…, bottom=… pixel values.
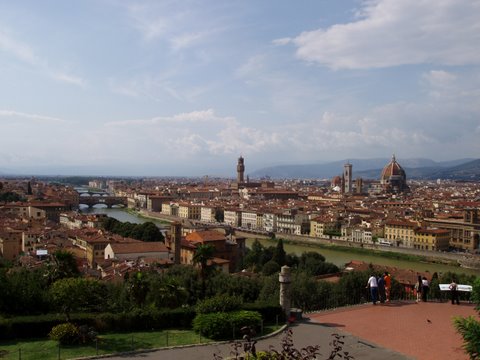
left=421, top=277, right=429, bottom=302
left=377, top=274, right=386, bottom=303
left=384, top=272, right=391, bottom=302
left=449, top=280, right=460, bottom=305
left=415, top=275, right=422, bottom=302
left=366, top=274, right=378, bottom=305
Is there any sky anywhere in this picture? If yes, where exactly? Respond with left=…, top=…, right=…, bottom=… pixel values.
left=0, top=0, right=479, bottom=177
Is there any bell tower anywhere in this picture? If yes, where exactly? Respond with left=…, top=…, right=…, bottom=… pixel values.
left=344, top=162, right=352, bottom=194
left=237, top=156, right=245, bottom=183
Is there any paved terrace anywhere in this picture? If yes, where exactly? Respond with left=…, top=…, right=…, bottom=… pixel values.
left=104, top=301, right=477, bottom=360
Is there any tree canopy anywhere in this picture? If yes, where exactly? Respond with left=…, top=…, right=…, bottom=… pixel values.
left=101, top=217, right=164, bottom=242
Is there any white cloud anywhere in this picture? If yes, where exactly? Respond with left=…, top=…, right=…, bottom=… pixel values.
left=170, top=31, right=211, bottom=51
left=125, top=2, right=222, bottom=52
left=271, top=37, right=291, bottom=46
left=283, top=0, right=480, bottom=69
left=102, top=108, right=281, bottom=159
left=0, top=110, right=68, bottom=123
left=0, top=30, right=39, bottom=64
left=106, top=109, right=234, bottom=127
left=424, top=70, right=457, bottom=85
left=235, top=55, right=266, bottom=79
left=127, top=3, right=170, bottom=41
left=52, top=72, right=86, bottom=88
left=0, top=29, right=86, bottom=87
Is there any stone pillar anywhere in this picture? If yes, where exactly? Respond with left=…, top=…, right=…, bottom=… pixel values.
left=279, top=265, right=292, bottom=318
left=170, top=222, right=182, bottom=265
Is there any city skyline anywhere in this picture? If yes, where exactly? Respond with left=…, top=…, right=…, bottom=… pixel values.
left=1, top=0, right=480, bottom=176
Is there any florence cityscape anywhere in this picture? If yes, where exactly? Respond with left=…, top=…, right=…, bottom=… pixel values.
left=1, top=1, right=480, bottom=360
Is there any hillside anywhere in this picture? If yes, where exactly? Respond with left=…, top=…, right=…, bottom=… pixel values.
left=250, top=158, right=476, bottom=180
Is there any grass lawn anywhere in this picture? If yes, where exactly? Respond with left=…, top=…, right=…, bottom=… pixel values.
left=0, top=329, right=211, bottom=360
left=0, top=326, right=282, bottom=360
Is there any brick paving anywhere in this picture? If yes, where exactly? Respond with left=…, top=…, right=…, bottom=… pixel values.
left=309, top=301, right=478, bottom=360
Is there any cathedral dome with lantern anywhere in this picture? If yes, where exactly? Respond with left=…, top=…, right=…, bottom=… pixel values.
left=380, top=155, right=408, bottom=193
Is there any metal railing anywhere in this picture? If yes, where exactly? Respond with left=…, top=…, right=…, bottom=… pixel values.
left=300, top=287, right=472, bottom=314
left=0, top=320, right=279, bottom=360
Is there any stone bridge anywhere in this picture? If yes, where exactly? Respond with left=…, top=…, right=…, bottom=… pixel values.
left=78, top=196, right=127, bottom=208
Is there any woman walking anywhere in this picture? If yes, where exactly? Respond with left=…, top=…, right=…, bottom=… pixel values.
left=415, top=275, right=422, bottom=302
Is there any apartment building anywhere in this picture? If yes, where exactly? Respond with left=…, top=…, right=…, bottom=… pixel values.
left=241, top=210, right=258, bottom=230
left=263, top=212, right=277, bottom=233
left=424, top=209, right=480, bottom=251
left=276, top=209, right=309, bottom=235
left=413, top=228, right=450, bottom=251
left=351, top=227, right=373, bottom=244
left=0, top=229, right=22, bottom=261
left=200, top=206, right=217, bottom=223
left=310, top=216, right=339, bottom=237
left=147, top=196, right=173, bottom=212
left=384, top=219, right=418, bottom=248
left=224, top=209, right=241, bottom=227
left=161, top=202, right=179, bottom=216
left=178, top=203, right=201, bottom=220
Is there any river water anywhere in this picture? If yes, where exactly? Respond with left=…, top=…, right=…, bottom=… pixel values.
left=83, top=206, right=479, bottom=276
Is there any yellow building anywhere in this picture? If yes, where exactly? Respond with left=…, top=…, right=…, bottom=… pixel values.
left=414, top=228, right=450, bottom=251
left=178, top=203, right=201, bottom=220
left=424, top=209, right=480, bottom=251
left=0, top=229, right=22, bottom=261
left=384, top=219, right=418, bottom=248
left=310, top=216, right=338, bottom=238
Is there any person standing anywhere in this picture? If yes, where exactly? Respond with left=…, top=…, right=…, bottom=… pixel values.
left=377, top=274, right=386, bottom=303
left=384, top=272, right=391, bottom=302
left=449, top=280, right=460, bottom=305
left=366, top=274, right=378, bottom=305
left=421, top=277, right=429, bottom=302
left=415, top=275, right=422, bottom=302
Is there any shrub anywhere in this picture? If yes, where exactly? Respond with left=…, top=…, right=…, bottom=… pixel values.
left=77, top=325, right=98, bottom=344
left=49, top=323, right=79, bottom=345
left=454, top=316, right=480, bottom=360
left=192, top=310, right=261, bottom=340
left=242, top=302, right=283, bottom=323
left=196, top=294, right=242, bottom=314
left=262, top=261, right=280, bottom=276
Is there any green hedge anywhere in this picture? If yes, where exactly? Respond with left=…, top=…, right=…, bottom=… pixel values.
left=192, top=310, right=262, bottom=340
left=196, top=294, right=242, bottom=314
left=0, top=308, right=196, bottom=340
left=0, top=305, right=279, bottom=341
left=242, top=302, right=284, bottom=323
left=0, top=313, right=94, bottom=340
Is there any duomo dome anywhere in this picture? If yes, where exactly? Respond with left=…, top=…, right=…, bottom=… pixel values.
left=380, top=155, right=408, bottom=193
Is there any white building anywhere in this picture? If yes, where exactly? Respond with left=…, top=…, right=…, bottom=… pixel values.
left=263, top=212, right=277, bottom=233
left=224, top=209, right=241, bottom=227
left=241, top=210, right=258, bottom=230
left=200, top=206, right=217, bottom=223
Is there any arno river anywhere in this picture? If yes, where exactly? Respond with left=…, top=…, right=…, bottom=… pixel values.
left=83, top=206, right=479, bottom=276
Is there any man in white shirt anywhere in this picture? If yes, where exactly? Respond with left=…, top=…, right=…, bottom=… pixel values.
left=366, top=274, right=379, bottom=305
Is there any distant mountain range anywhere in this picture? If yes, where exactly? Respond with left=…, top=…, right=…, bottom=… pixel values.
left=250, top=158, right=479, bottom=180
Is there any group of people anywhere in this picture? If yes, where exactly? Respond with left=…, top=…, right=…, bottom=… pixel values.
left=366, top=272, right=391, bottom=305
left=367, top=273, right=462, bottom=305
left=414, top=276, right=430, bottom=302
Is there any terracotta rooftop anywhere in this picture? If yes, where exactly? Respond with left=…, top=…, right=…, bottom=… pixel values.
left=185, top=230, right=226, bottom=242
left=110, top=242, right=169, bottom=254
